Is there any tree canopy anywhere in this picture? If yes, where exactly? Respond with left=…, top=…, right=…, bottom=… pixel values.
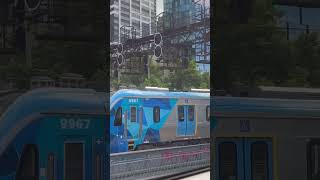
left=112, top=59, right=210, bottom=91
left=214, top=0, right=320, bottom=92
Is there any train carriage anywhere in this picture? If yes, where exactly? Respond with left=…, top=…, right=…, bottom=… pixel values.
left=0, top=88, right=108, bottom=180
left=212, top=96, right=320, bottom=180
left=110, top=89, right=210, bottom=153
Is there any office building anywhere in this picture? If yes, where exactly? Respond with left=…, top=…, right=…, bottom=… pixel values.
left=110, top=0, right=157, bottom=43
left=163, top=0, right=210, bottom=72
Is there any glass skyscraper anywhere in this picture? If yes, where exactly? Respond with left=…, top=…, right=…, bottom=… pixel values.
left=163, top=0, right=210, bottom=72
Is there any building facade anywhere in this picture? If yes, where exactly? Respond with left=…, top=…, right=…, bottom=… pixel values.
left=163, top=0, right=195, bottom=29
left=163, top=0, right=210, bottom=72
left=110, top=0, right=157, bottom=43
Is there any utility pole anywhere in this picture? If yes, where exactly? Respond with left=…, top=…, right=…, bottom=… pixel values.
left=148, top=56, right=151, bottom=79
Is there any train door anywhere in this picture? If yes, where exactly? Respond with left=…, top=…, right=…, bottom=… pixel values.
left=56, top=116, right=106, bottom=180
left=215, top=138, right=273, bottom=180
left=138, top=107, right=143, bottom=138
left=125, top=98, right=140, bottom=140
left=177, top=105, right=196, bottom=136
left=186, top=105, right=196, bottom=136
left=57, top=136, right=92, bottom=180
left=177, top=105, right=187, bottom=136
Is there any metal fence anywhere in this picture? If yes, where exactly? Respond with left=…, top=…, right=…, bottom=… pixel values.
left=110, top=143, right=210, bottom=180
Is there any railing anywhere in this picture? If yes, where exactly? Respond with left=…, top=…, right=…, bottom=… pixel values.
left=110, top=143, right=210, bottom=180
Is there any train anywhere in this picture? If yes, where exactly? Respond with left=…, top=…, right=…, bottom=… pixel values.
left=0, top=88, right=108, bottom=180
left=212, top=96, right=320, bottom=180
left=4, top=86, right=319, bottom=180
left=0, top=87, right=210, bottom=179
left=110, top=88, right=210, bottom=153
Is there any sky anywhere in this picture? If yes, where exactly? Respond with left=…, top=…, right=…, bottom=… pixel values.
left=156, top=0, right=164, bottom=15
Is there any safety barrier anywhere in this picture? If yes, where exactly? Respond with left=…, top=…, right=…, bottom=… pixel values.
left=110, top=143, right=210, bottom=180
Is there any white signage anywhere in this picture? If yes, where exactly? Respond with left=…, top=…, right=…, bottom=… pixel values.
left=60, top=118, right=91, bottom=129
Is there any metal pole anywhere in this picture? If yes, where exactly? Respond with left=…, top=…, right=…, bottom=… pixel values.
left=3, top=24, right=6, bottom=48
left=117, top=69, right=120, bottom=84
left=25, top=11, right=32, bottom=67
left=148, top=56, right=151, bottom=79
left=286, top=22, right=289, bottom=40
left=299, top=6, right=303, bottom=25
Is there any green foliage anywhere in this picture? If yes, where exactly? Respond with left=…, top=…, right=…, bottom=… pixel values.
left=1, top=55, right=32, bottom=89
left=110, top=58, right=210, bottom=91
left=214, top=0, right=320, bottom=90
left=145, top=60, right=209, bottom=91
left=143, top=61, right=168, bottom=88
left=33, top=41, right=105, bottom=79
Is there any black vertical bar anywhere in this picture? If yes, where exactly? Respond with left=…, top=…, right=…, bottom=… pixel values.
left=286, top=22, right=289, bottom=40
left=306, top=140, right=312, bottom=180
left=299, top=6, right=303, bottom=24
left=3, top=24, right=6, bottom=48
left=306, top=24, right=310, bottom=34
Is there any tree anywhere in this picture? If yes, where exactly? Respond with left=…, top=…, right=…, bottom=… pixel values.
left=143, top=61, right=168, bottom=88
left=165, top=60, right=209, bottom=91
left=213, top=0, right=308, bottom=91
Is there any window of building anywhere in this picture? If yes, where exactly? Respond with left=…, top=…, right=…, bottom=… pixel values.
left=16, top=144, right=39, bottom=180
left=114, top=107, right=122, bottom=126
left=130, top=107, right=137, bottom=122
left=251, top=142, right=268, bottom=180
left=47, top=153, right=55, bottom=180
left=178, top=106, right=184, bottom=121
left=153, top=106, right=160, bottom=123
left=121, top=1, right=129, bottom=6
left=219, top=142, right=237, bottom=180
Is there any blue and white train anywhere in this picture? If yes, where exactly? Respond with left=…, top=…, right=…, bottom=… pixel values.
left=110, top=88, right=210, bottom=153
left=0, top=88, right=108, bottom=180
left=212, top=96, right=320, bottom=180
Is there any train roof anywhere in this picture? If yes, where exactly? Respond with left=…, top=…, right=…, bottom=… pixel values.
left=110, top=89, right=210, bottom=108
left=213, top=96, right=320, bottom=118
left=0, top=88, right=108, bottom=154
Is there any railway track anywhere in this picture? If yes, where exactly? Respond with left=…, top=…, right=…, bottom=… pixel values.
left=153, top=167, right=210, bottom=180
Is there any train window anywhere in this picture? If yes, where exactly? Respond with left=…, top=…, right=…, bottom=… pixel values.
left=308, top=141, right=320, bottom=180
left=65, top=143, right=84, bottom=180
left=130, top=106, right=137, bottom=122
left=95, top=153, right=101, bottom=180
left=153, top=106, right=160, bottom=123
left=188, top=106, right=194, bottom=121
left=206, top=105, right=210, bottom=121
left=251, top=142, right=268, bottom=180
left=0, top=144, right=18, bottom=176
left=16, top=144, right=39, bottom=180
left=114, top=107, right=122, bottom=126
left=219, top=142, right=237, bottom=180
left=178, top=106, right=184, bottom=121
left=47, top=153, right=55, bottom=180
